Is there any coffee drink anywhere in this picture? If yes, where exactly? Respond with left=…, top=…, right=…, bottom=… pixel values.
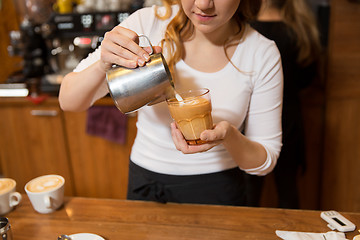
left=26, top=175, right=64, bottom=193
left=0, top=178, right=22, bottom=215
left=0, top=179, right=16, bottom=195
left=25, top=175, right=65, bottom=214
left=167, top=89, right=213, bottom=145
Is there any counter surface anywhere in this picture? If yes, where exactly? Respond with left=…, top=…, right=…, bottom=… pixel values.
left=6, top=195, right=360, bottom=239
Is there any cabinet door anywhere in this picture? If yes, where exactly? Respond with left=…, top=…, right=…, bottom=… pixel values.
left=0, top=105, right=74, bottom=196
left=63, top=111, right=137, bottom=199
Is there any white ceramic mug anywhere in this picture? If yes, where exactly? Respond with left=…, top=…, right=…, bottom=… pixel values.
left=25, top=175, right=65, bottom=214
left=0, top=178, right=22, bottom=215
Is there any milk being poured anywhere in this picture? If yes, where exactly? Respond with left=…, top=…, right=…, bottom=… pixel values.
left=175, top=91, right=183, bottom=102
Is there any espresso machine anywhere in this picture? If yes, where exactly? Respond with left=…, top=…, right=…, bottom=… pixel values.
left=7, top=0, right=55, bottom=95
left=8, top=0, right=140, bottom=96
left=41, top=10, right=134, bottom=94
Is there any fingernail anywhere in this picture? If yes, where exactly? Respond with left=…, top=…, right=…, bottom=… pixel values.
left=143, top=54, right=150, bottom=61
left=138, top=58, right=145, bottom=66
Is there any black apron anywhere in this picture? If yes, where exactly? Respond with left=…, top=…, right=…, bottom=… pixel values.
left=127, top=161, right=246, bottom=206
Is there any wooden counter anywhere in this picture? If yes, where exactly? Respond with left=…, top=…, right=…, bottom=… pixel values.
left=7, top=195, right=360, bottom=239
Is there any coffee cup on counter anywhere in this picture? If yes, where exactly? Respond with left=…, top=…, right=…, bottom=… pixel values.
left=0, top=178, right=22, bottom=215
left=25, top=175, right=65, bottom=214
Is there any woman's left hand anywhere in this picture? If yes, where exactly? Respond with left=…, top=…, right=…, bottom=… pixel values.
left=170, top=121, right=231, bottom=154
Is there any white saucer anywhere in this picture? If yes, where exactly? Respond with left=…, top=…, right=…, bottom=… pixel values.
left=70, top=233, right=105, bottom=240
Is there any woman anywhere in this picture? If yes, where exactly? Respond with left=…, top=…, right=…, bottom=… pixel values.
left=245, top=0, right=321, bottom=208
left=59, top=0, right=283, bottom=206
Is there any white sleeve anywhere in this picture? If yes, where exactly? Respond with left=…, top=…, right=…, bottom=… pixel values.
left=73, top=47, right=101, bottom=72
left=241, top=40, right=283, bottom=176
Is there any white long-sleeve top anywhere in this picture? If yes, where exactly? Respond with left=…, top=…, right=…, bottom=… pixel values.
left=74, top=6, right=283, bottom=176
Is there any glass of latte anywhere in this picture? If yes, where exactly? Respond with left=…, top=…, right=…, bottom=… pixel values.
left=0, top=178, right=22, bottom=215
left=25, top=175, right=65, bottom=214
left=167, top=88, right=213, bottom=145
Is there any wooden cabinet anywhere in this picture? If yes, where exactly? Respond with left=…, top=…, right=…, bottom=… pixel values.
left=63, top=110, right=137, bottom=199
left=258, top=85, right=326, bottom=210
left=0, top=97, right=136, bottom=199
left=0, top=98, right=74, bottom=195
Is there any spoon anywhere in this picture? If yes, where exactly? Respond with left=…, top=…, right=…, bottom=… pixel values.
left=58, top=234, right=72, bottom=240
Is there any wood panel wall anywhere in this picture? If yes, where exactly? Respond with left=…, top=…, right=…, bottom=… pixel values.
left=259, top=65, right=326, bottom=210
left=321, top=0, right=360, bottom=211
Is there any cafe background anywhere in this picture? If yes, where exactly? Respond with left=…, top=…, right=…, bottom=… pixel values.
left=0, top=0, right=359, bottom=212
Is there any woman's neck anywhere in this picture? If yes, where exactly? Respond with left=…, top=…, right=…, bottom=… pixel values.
left=192, top=18, right=240, bottom=46
left=181, top=18, right=242, bottom=73
left=182, top=24, right=242, bottom=73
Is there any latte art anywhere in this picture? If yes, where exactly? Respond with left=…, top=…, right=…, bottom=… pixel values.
left=0, top=179, right=15, bottom=194
left=26, top=176, right=64, bottom=193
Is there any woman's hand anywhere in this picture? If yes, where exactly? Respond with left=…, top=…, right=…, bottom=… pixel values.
left=99, top=26, right=162, bottom=72
left=170, top=121, right=232, bottom=154
left=171, top=120, right=268, bottom=170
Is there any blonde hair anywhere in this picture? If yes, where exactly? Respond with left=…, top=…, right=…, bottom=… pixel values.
left=271, top=0, right=322, bottom=66
left=156, top=0, right=261, bottom=76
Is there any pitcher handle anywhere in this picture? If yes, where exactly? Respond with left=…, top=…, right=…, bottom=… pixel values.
left=138, top=35, right=154, bottom=55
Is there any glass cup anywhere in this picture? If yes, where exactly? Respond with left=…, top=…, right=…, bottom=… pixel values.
left=167, top=88, right=213, bottom=145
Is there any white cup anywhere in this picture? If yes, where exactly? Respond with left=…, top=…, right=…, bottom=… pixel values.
left=0, top=178, right=22, bottom=215
left=25, top=175, right=65, bottom=214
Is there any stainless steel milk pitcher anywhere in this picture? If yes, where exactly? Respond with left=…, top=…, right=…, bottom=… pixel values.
left=106, top=35, right=173, bottom=113
left=0, top=217, right=12, bottom=240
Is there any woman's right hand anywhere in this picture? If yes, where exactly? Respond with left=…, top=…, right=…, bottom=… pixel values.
left=99, top=26, right=161, bottom=72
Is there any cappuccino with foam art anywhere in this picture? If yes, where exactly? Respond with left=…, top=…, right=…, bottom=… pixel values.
left=26, top=175, right=64, bottom=193
left=25, top=175, right=65, bottom=214
left=0, top=178, right=22, bottom=215
left=0, top=178, right=16, bottom=194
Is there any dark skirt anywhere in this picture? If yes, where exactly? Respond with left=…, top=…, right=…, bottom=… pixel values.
left=127, top=161, right=246, bottom=206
